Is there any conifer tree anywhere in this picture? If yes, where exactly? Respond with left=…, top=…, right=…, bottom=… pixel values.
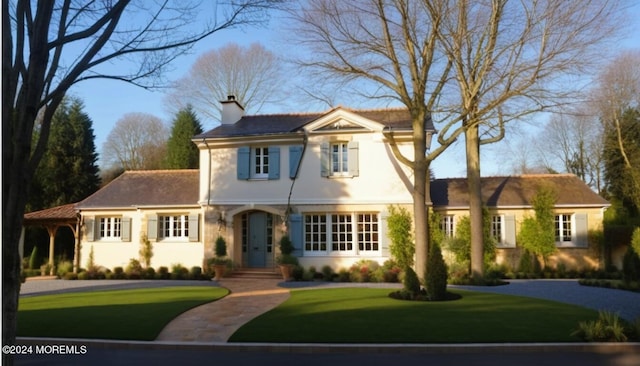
left=30, top=98, right=100, bottom=210
left=165, top=105, right=203, bottom=169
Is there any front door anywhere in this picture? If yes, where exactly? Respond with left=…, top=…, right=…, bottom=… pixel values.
left=248, top=212, right=267, bottom=267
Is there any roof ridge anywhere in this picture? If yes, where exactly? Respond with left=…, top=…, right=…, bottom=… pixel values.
left=434, top=174, right=577, bottom=180
left=124, top=169, right=199, bottom=174
left=241, top=106, right=409, bottom=118
left=243, top=111, right=324, bottom=118
left=344, top=106, right=408, bottom=113
left=513, top=173, right=576, bottom=178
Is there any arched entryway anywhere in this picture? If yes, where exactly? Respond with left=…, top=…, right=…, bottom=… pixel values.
left=241, top=211, right=275, bottom=268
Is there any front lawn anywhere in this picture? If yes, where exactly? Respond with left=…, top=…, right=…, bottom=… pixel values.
left=18, top=286, right=228, bottom=340
left=229, top=288, right=598, bottom=343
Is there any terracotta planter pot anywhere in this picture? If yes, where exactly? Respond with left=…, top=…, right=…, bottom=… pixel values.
left=213, top=264, right=226, bottom=281
left=279, top=264, right=295, bottom=281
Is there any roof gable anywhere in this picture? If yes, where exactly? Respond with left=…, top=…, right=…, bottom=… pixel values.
left=303, top=107, right=385, bottom=133
left=76, top=170, right=199, bottom=209
left=431, top=174, right=609, bottom=208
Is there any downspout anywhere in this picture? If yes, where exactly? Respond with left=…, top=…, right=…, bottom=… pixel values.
left=285, top=131, right=309, bottom=225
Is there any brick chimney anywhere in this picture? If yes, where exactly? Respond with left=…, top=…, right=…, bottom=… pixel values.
left=220, top=95, right=244, bottom=125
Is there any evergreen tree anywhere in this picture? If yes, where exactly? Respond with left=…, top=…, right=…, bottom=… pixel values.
left=30, top=97, right=101, bottom=210
left=165, top=105, right=203, bottom=169
left=603, top=108, right=640, bottom=215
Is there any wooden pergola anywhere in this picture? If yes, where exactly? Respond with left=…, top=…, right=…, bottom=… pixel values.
left=22, top=203, right=81, bottom=274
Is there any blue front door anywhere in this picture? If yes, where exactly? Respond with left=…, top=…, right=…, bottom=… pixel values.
left=248, top=212, right=267, bottom=267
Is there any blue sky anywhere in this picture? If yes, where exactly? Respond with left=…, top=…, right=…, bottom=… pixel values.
left=68, top=3, right=640, bottom=179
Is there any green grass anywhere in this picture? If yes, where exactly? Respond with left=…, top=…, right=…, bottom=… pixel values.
left=18, top=286, right=228, bottom=340
left=229, top=288, right=598, bottom=343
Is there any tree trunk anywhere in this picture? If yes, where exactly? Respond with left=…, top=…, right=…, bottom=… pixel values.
left=466, top=124, right=484, bottom=280
left=3, top=164, right=31, bottom=366
left=413, top=115, right=430, bottom=282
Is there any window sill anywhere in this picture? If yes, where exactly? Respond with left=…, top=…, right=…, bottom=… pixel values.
left=326, top=174, right=355, bottom=179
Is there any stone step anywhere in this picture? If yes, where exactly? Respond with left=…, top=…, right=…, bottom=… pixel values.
left=229, top=268, right=282, bottom=280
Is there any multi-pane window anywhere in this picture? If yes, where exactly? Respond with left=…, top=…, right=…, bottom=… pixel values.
left=358, top=214, right=379, bottom=251
left=440, top=215, right=455, bottom=237
left=331, top=214, right=353, bottom=251
left=304, top=213, right=379, bottom=255
left=555, top=214, right=572, bottom=242
left=253, top=147, right=269, bottom=178
left=100, top=217, right=121, bottom=239
left=305, top=215, right=327, bottom=252
left=491, top=215, right=503, bottom=243
left=331, top=143, right=349, bottom=174
left=159, top=215, right=189, bottom=239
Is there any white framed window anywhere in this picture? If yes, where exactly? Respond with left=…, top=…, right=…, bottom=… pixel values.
left=331, top=214, right=353, bottom=251
left=304, top=214, right=327, bottom=252
left=303, top=213, right=379, bottom=255
left=237, top=146, right=280, bottom=180
left=253, top=147, right=269, bottom=179
left=440, top=215, right=455, bottom=238
left=331, top=143, right=349, bottom=175
left=357, top=213, right=379, bottom=251
left=99, top=217, right=121, bottom=239
left=491, top=215, right=503, bottom=243
left=555, top=214, right=572, bottom=243
left=159, top=214, right=189, bottom=240
left=321, top=141, right=359, bottom=178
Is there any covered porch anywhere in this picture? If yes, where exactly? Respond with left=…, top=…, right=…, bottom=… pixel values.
left=22, top=203, right=81, bottom=275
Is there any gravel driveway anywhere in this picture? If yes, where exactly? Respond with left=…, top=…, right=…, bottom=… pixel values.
left=452, top=279, right=640, bottom=321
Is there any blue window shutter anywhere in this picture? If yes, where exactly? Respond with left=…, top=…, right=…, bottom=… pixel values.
left=86, top=217, right=95, bottom=242
left=121, top=217, right=131, bottom=242
left=380, top=212, right=390, bottom=257
left=237, top=146, right=250, bottom=180
left=289, top=213, right=304, bottom=256
left=575, top=213, right=588, bottom=247
left=320, top=142, right=330, bottom=177
left=188, top=214, right=199, bottom=242
left=348, top=141, right=359, bottom=177
left=268, top=146, right=280, bottom=180
left=289, top=145, right=303, bottom=179
left=504, top=215, right=516, bottom=248
left=147, top=214, right=158, bottom=241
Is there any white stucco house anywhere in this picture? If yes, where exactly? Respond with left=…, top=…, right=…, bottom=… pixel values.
left=28, top=97, right=612, bottom=273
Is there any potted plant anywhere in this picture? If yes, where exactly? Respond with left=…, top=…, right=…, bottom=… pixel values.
left=212, top=236, right=229, bottom=280
left=276, top=235, right=298, bottom=281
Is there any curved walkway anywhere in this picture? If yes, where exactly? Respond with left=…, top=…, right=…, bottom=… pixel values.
left=20, top=278, right=640, bottom=343
left=155, top=279, right=289, bottom=342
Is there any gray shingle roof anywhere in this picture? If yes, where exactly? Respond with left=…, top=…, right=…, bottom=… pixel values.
left=76, top=170, right=199, bottom=209
left=430, top=174, right=609, bottom=208
left=194, top=107, right=434, bottom=139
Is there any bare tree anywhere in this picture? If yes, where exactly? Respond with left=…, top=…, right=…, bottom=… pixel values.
left=291, top=0, right=624, bottom=280
left=592, top=51, right=640, bottom=207
left=102, top=113, right=169, bottom=170
left=536, top=110, right=604, bottom=191
left=165, top=42, right=287, bottom=123
left=2, top=0, right=280, bottom=359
